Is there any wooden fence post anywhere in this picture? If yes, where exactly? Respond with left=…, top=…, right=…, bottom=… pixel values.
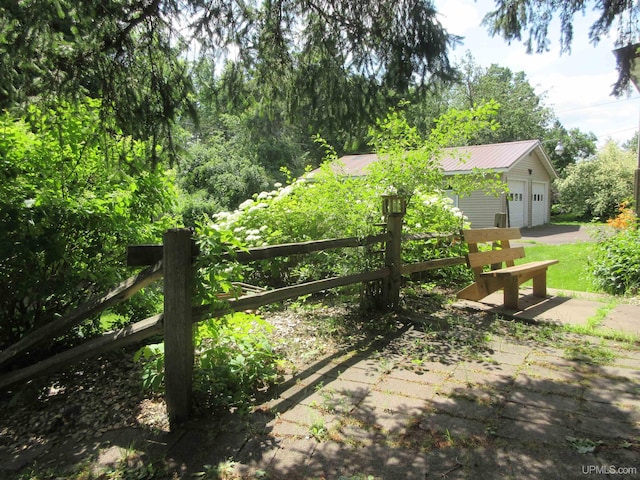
left=163, top=228, right=194, bottom=428
left=382, top=196, right=406, bottom=310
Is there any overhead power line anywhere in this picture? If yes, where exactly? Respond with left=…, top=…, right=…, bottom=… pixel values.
left=557, top=95, right=640, bottom=114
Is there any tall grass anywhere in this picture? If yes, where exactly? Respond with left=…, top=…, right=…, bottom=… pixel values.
left=517, top=242, right=600, bottom=293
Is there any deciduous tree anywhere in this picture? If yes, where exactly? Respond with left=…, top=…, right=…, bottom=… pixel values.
left=447, top=55, right=554, bottom=145
left=555, top=141, right=636, bottom=220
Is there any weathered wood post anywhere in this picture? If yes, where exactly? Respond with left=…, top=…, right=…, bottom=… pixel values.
left=163, top=228, right=194, bottom=428
left=382, top=195, right=406, bottom=310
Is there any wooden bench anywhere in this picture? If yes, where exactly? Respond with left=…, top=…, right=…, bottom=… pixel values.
left=456, top=228, right=559, bottom=310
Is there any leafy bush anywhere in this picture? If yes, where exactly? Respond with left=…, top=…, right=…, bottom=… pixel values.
left=555, top=141, right=635, bottom=221
left=135, top=312, right=280, bottom=410
left=176, top=114, right=293, bottom=225
left=194, top=312, right=280, bottom=408
left=590, top=221, right=640, bottom=295
left=402, top=192, right=473, bottom=285
left=0, top=101, right=176, bottom=349
left=192, top=218, right=247, bottom=308
left=213, top=164, right=380, bottom=286
left=205, top=105, right=502, bottom=288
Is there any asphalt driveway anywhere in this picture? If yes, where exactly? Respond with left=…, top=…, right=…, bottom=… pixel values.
left=519, top=223, right=610, bottom=245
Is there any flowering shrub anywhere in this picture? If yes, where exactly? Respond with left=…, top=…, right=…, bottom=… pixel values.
left=210, top=162, right=380, bottom=285
left=402, top=192, right=472, bottom=284
left=607, top=203, right=637, bottom=230
left=592, top=203, right=639, bottom=295
left=196, top=104, right=502, bottom=288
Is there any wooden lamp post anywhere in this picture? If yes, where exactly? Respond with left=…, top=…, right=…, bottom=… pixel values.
left=382, top=194, right=406, bottom=310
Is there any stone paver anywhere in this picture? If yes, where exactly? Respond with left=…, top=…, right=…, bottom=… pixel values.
left=4, top=279, right=640, bottom=480
left=602, top=304, right=640, bottom=336
left=219, top=289, right=640, bottom=479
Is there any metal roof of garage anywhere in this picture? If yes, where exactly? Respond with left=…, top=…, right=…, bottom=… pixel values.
left=330, top=139, right=558, bottom=179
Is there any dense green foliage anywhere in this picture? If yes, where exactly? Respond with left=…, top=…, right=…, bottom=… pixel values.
left=403, top=54, right=596, bottom=175
left=135, top=312, right=280, bottom=410
left=177, top=116, right=273, bottom=224
left=1, top=0, right=460, bottom=164
left=544, top=122, right=598, bottom=175
left=554, top=141, right=636, bottom=220
left=446, top=56, right=554, bottom=145
left=0, top=101, right=175, bottom=349
left=591, top=225, right=640, bottom=295
left=0, top=0, right=195, bottom=162
left=206, top=105, right=503, bottom=287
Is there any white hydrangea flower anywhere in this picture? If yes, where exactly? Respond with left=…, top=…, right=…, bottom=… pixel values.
left=238, top=199, right=254, bottom=210
left=278, top=185, right=294, bottom=198
left=248, top=202, right=268, bottom=213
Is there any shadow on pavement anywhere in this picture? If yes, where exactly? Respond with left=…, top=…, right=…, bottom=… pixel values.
left=2, top=307, right=639, bottom=480
left=171, top=310, right=639, bottom=479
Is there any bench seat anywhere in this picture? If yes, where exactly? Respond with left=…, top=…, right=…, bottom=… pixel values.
left=457, top=228, right=559, bottom=310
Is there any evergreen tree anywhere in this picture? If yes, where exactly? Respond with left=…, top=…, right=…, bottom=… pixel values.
left=482, top=0, right=640, bottom=95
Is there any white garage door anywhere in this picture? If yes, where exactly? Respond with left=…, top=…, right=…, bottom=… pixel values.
left=532, top=182, right=547, bottom=226
left=507, top=180, right=526, bottom=228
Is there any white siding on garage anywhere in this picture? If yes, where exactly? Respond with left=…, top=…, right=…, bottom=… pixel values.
left=457, top=190, right=504, bottom=228
left=507, top=151, right=551, bottom=181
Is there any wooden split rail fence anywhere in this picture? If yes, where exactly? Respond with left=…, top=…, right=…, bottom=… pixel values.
left=0, top=205, right=466, bottom=428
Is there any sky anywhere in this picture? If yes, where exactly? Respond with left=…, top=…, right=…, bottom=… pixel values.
left=433, top=0, right=640, bottom=147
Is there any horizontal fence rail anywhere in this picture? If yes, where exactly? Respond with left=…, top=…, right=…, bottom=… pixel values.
left=0, top=261, right=163, bottom=370
left=1, top=203, right=466, bottom=426
left=127, top=233, right=391, bottom=266
left=193, top=267, right=392, bottom=322
left=0, top=314, right=163, bottom=390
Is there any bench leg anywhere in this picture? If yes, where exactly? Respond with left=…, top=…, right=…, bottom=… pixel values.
left=533, top=270, right=547, bottom=298
left=532, top=271, right=548, bottom=297
left=503, top=277, right=519, bottom=310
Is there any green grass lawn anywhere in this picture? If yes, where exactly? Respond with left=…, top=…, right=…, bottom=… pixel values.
left=517, top=242, right=601, bottom=293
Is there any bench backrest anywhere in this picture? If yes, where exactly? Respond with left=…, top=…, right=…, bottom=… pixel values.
left=463, top=228, right=525, bottom=272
